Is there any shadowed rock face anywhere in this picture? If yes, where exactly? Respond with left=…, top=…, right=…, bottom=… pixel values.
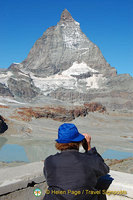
left=0, top=83, right=13, bottom=97
left=0, top=116, right=8, bottom=134
left=8, top=77, right=39, bottom=99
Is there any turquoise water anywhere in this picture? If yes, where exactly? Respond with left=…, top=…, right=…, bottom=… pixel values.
left=0, top=136, right=133, bottom=163
left=0, top=144, right=29, bottom=162
left=0, top=136, right=56, bottom=163
left=102, top=149, right=133, bottom=160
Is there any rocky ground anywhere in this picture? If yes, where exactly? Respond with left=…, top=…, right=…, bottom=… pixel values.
left=0, top=157, right=133, bottom=174
left=0, top=161, right=26, bottom=169
left=105, top=157, right=133, bottom=174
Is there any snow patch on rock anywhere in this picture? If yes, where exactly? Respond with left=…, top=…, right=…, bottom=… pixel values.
left=0, top=71, right=13, bottom=86
left=61, top=20, right=89, bottom=49
left=30, top=62, right=106, bottom=95
left=30, top=73, right=77, bottom=95
left=0, top=97, right=25, bottom=104
left=86, top=74, right=106, bottom=89
left=62, top=62, right=97, bottom=76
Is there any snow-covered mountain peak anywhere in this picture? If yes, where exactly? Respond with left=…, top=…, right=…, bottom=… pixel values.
left=0, top=10, right=132, bottom=111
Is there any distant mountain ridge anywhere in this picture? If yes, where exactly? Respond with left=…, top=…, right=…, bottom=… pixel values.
left=0, top=9, right=133, bottom=110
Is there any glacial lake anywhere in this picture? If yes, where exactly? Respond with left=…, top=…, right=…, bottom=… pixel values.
left=0, top=136, right=57, bottom=163
left=0, top=136, right=133, bottom=163
left=102, top=149, right=133, bottom=160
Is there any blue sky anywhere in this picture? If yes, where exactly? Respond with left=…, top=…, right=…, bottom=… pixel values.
left=0, top=0, right=132, bottom=76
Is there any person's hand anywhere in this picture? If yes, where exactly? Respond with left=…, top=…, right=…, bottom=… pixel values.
left=82, top=133, right=91, bottom=150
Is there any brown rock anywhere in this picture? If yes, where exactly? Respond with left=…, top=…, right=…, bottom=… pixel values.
left=10, top=102, right=106, bottom=122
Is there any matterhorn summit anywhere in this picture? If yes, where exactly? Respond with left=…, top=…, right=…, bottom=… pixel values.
left=0, top=9, right=133, bottom=110
left=11, top=9, right=116, bottom=78
left=60, top=9, right=75, bottom=21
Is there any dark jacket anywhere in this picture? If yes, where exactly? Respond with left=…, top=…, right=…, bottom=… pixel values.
left=43, top=147, right=109, bottom=200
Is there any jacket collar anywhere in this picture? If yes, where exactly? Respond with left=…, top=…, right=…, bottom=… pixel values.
left=61, top=149, right=79, bottom=152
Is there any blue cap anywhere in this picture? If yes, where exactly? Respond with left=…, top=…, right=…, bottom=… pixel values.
left=56, top=123, right=85, bottom=143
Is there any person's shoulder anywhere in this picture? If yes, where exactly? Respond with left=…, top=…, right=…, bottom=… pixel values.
left=80, top=147, right=104, bottom=161
left=44, top=152, right=60, bottom=164
left=79, top=147, right=97, bottom=156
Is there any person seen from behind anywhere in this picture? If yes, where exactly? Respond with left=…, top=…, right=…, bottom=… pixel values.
left=43, top=123, right=113, bottom=200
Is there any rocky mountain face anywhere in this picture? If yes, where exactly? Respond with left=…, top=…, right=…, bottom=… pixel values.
left=0, top=9, right=133, bottom=110
left=19, top=9, right=116, bottom=77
